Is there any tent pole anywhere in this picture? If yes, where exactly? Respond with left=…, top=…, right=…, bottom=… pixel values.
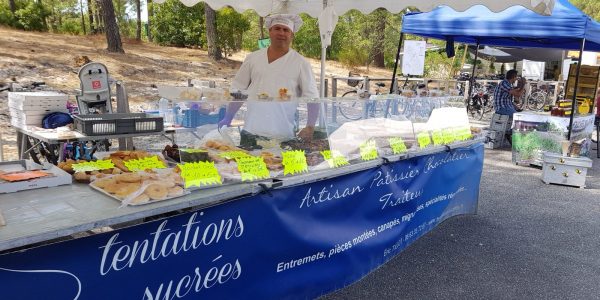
left=567, top=38, right=586, bottom=141
left=390, top=32, right=405, bottom=94
left=320, top=46, right=326, bottom=98
left=467, top=41, right=480, bottom=100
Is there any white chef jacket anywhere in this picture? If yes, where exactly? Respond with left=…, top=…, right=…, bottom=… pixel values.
left=231, top=48, right=319, bottom=139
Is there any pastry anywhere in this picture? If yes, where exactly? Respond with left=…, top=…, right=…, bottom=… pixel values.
left=144, top=183, right=169, bottom=200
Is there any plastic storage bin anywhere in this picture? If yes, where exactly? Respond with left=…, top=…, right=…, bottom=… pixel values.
left=73, top=113, right=164, bottom=135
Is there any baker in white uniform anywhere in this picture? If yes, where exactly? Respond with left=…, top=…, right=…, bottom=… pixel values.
left=219, top=14, right=320, bottom=146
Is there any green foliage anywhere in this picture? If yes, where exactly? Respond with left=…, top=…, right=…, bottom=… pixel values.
left=15, top=1, right=50, bottom=31
left=293, top=14, right=321, bottom=59
left=216, top=7, right=250, bottom=56
left=59, top=17, right=83, bottom=35
left=240, top=11, right=263, bottom=52
left=338, top=43, right=369, bottom=70
left=150, top=0, right=205, bottom=47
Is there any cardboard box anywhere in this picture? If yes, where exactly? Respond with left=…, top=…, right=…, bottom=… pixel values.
left=8, top=92, right=68, bottom=110
left=0, top=160, right=72, bottom=194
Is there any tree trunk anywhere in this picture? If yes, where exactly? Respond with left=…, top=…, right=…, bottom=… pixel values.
left=135, top=0, right=141, bottom=40
left=259, top=16, right=264, bottom=39
left=96, top=0, right=104, bottom=33
left=372, top=9, right=386, bottom=68
left=9, top=0, right=16, bottom=13
left=99, top=0, right=124, bottom=53
left=80, top=0, right=87, bottom=34
left=87, top=0, right=95, bottom=33
left=147, top=0, right=153, bottom=42
left=205, top=4, right=221, bottom=60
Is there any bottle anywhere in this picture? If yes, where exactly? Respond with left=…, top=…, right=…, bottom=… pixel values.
left=158, top=98, right=169, bottom=117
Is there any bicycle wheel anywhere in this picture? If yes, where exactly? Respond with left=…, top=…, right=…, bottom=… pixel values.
left=527, top=91, right=546, bottom=111
left=468, top=99, right=484, bottom=120
left=338, top=91, right=363, bottom=120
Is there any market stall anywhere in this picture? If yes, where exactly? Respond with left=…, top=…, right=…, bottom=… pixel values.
left=0, top=93, right=486, bottom=298
left=402, top=0, right=600, bottom=162
left=0, top=1, right=557, bottom=298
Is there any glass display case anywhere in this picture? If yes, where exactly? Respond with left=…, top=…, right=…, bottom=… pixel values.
left=160, top=93, right=475, bottom=189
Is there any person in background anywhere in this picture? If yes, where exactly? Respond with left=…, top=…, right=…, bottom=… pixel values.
left=553, top=65, right=561, bottom=81
left=493, top=69, right=525, bottom=117
left=218, top=14, right=320, bottom=146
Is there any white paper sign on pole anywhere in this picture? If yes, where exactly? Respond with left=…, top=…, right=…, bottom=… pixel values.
left=521, top=59, right=545, bottom=81
left=582, top=51, right=599, bottom=66
left=402, top=40, right=426, bottom=76
left=562, top=58, right=572, bottom=80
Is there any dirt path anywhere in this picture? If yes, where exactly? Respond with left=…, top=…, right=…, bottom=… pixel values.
left=0, top=26, right=393, bottom=161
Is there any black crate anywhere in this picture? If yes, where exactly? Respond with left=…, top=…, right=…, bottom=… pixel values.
left=73, top=113, right=164, bottom=136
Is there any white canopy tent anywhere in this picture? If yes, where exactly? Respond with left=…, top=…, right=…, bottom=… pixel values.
left=154, top=0, right=556, bottom=96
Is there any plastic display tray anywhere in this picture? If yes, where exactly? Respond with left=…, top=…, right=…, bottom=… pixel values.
left=73, top=113, right=164, bottom=136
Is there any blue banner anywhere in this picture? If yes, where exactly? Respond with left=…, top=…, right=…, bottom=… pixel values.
left=0, top=144, right=484, bottom=300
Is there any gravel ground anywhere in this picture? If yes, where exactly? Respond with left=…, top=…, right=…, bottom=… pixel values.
left=321, top=146, right=600, bottom=300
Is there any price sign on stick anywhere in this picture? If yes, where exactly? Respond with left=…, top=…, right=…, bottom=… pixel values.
left=442, top=129, right=456, bottom=144
left=431, top=130, right=444, bottom=146
left=178, top=161, right=222, bottom=188
left=320, top=150, right=349, bottom=168
left=359, top=140, right=378, bottom=161
left=124, top=156, right=166, bottom=172
left=417, top=132, right=432, bottom=149
left=388, top=137, right=408, bottom=154
left=236, top=156, right=270, bottom=182
left=72, top=159, right=115, bottom=172
left=282, top=150, right=308, bottom=175
left=219, top=151, right=249, bottom=160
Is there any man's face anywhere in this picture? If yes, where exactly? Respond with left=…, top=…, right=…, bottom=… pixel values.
left=269, top=24, right=293, bottom=48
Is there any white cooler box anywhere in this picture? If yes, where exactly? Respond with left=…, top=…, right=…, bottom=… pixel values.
left=542, top=152, right=593, bottom=188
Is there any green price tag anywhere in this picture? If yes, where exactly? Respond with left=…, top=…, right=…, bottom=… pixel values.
left=359, top=139, right=378, bottom=161
left=178, top=161, right=222, bottom=188
left=235, top=156, right=270, bottom=182
left=282, top=150, right=308, bottom=175
left=180, top=148, right=208, bottom=153
left=417, top=132, right=432, bottom=149
left=442, top=129, right=455, bottom=144
left=460, top=127, right=473, bottom=141
left=320, top=150, right=349, bottom=168
left=431, top=130, right=444, bottom=145
left=388, top=137, right=407, bottom=154
left=219, top=151, right=249, bottom=160
left=124, top=156, right=166, bottom=172
left=72, top=159, right=115, bottom=172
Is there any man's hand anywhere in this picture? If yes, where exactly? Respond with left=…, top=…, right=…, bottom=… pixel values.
left=297, top=126, right=315, bottom=142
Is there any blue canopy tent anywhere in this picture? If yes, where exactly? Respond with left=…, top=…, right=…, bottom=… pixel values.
left=396, top=0, right=600, bottom=139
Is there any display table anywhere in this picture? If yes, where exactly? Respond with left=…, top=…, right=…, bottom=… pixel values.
left=511, top=112, right=596, bottom=166
left=16, top=126, right=199, bottom=161
left=0, top=141, right=484, bottom=299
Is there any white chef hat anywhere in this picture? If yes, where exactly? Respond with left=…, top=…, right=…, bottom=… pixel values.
left=265, top=14, right=303, bottom=33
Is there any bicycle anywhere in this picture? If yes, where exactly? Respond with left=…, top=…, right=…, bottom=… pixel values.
left=338, top=75, right=387, bottom=120
left=526, top=81, right=552, bottom=111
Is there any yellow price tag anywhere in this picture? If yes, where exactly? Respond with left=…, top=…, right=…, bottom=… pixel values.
left=124, top=156, right=166, bottom=172
left=219, top=151, right=249, bottom=160
left=282, top=150, right=308, bottom=175
left=320, top=150, right=349, bottom=168
left=235, top=156, right=270, bottom=182
left=72, top=159, right=115, bottom=172
left=359, top=140, right=378, bottom=161
left=442, top=129, right=455, bottom=144
left=431, top=130, right=444, bottom=145
left=417, top=132, right=432, bottom=149
left=388, top=137, right=407, bottom=154
left=178, top=161, right=222, bottom=188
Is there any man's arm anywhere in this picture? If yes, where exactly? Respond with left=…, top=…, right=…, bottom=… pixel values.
left=297, top=59, right=320, bottom=141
